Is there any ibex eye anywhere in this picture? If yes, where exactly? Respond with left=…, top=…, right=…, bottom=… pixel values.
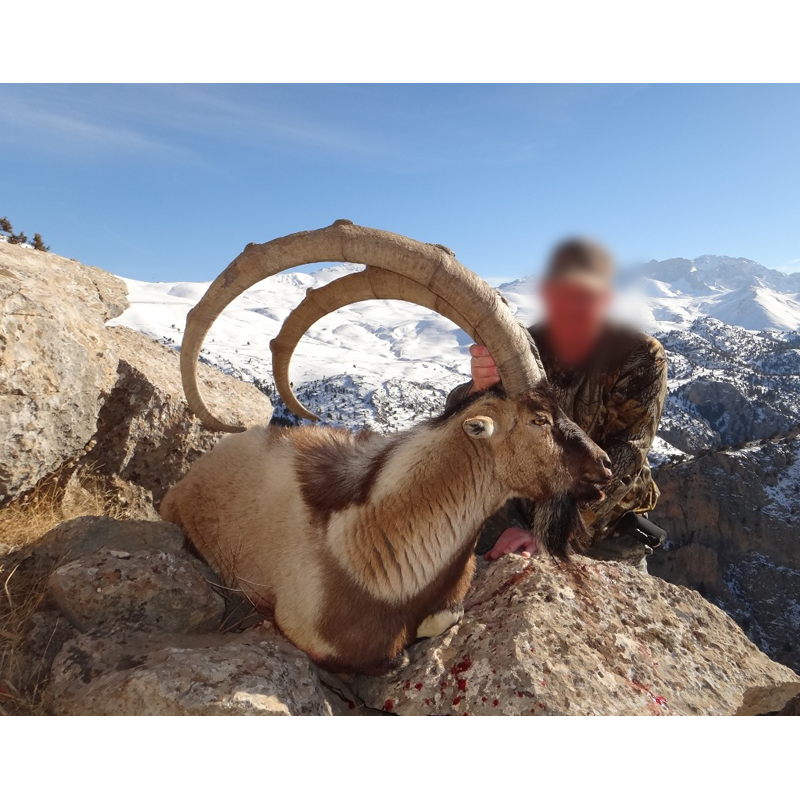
left=531, top=416, right=550, bottom=426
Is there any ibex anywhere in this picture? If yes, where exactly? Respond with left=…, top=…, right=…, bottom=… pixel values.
left=161, top=220, right=612, bottom=675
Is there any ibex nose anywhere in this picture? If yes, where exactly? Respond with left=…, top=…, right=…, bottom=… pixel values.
left=599, top=453, right=613, bottom=481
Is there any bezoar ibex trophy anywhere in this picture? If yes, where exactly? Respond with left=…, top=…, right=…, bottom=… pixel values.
left=164, top=220, right=611, bottom=675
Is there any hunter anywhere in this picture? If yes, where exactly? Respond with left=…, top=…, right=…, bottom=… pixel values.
left=447, top=239, right=668, bottom=571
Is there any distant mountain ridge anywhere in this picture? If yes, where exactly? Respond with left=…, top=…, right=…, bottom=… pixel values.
left=635, top=255, right=800, bottom=294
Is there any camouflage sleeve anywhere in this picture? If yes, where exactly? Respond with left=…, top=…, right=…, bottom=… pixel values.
left=445, top=380, right=474, bottom=411
left=584, top=337, right=668, bottom=532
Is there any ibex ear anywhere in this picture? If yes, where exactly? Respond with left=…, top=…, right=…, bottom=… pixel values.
left=463, top=415, right=495, bottom=439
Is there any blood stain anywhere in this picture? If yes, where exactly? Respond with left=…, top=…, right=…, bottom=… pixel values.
left=383, top=699, right=394, bottom=712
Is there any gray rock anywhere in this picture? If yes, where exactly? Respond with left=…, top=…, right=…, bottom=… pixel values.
left=0, top=242, right=127, bottom=502
left=353, top=555, right=800, bottom=716
left=46, top=627, right=332, bottom=715
left=0, top=243, right=272, bottom=512
left=5, top=610, right=77, bottom=698
left=85, top=326, right=272, bottom=504
left=16, top=516, right=187, bottom=570
left=47, top=548, right=225, bottom=634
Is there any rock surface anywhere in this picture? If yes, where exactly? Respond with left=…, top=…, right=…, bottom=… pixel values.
left=47, top=548, right=225, bottom=634
left=86, top=326, right=272, bottom=505
left=13, top=515, right=188, bottom=570
left=0, top=243, right=272, bottom=514
left=354, top=555, right=800, bottom=716
left=46, top=627, right=331, bottom=716
left=0, top=242, right=126, bottom=502
left=6, top=516, right=799, bottom=716
left=651, top=431, right=800, bottom=673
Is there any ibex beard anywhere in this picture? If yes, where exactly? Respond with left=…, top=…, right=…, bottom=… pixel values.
left=161, top=384, right=610, bottom=675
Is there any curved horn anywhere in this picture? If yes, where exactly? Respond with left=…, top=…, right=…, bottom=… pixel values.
left=181, top=220, right=543, bottom=431
left=270, top=266, right=485, bottom=420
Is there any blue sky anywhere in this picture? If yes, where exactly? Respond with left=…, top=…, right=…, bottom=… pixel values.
left=2, top=84, right=798, bottom=282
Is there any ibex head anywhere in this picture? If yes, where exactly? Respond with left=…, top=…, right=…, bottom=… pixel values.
left=448, top=385, right=611, bottom=556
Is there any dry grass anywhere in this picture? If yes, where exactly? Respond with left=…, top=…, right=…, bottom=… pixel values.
left=0, top=465, right=117, bottom=557
left=0, top=466, right=131, bottom=714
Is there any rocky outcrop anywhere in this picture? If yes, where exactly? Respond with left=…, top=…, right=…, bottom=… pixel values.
left=85, top=326, right=272, bottom=505
left=7, top=516, right=797, bottom=716
left=354, top=556, right=800, bottom=716
left=650, top=431, right=800, bottom=673
left=0, top=242, right=126, bottom=502
left=46, top=628, right=331, bottom=716
left=0, top=244, right=273, bottom=514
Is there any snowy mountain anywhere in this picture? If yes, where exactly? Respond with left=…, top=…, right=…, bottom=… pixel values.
left=621, top=255, right=800, bottom=332
left=109, top=254, right=800, bottom=465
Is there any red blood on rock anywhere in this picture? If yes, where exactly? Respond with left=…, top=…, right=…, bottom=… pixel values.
left=491, top=669, right=497, bottom=674
left=540, top=680, right=547, bottom=686
left=492, top=699, right=499, bottom=707
left=347, top=700, right=355, bottom=709
left=481, top=697, right=488, bottom=703
left=424, top=698, right=431, bottom=706
left=440, top=680, right=449, bottom=688
left=457, top=678, right=467, bottom=692
left=404, top=680, right=411, bottom=690
left=517, top=692, right=524, bottom=698
left=530, top=708, right=536, bottom=714
left=414, top=683, right=423, bottom=691
left=538, top=703, right=545, bottom=709
left=383, top=699, right=394, bottom=712
left=451, top=658, right=472, bottom=675
left=655, top=696, right=667, bottom=706
left=453, top=696, right=462, bottom=706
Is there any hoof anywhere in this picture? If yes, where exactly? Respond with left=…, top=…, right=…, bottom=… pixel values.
left=416, top=606, right=464, bottom=639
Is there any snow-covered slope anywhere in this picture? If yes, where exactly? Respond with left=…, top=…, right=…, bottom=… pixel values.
left=110, top=254, right=800, bottom=464
left=621, top=255, right=800, bottom=332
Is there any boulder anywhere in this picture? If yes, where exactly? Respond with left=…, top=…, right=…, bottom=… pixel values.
left=46, top=627, right=332, bottom=716
left=85, top=326, right=272, bottom=505
left=0, top=243, right=273, bottom=514
left=0, top=242, right=127, bottom=502
left=47, top=548, right=225, bottom=634
left=11, top=515, right=188, bottom=571
left=353, top=555, right=800, bottom=716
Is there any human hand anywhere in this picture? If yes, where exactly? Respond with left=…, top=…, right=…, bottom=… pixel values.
left=468, top=344, right=500, bottom=394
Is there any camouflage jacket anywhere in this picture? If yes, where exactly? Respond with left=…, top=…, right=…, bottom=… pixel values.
left=446, top=323, right=668, bottom=549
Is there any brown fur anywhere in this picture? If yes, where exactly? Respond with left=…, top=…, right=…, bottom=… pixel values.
left=161, top=384, right=609, bottom=674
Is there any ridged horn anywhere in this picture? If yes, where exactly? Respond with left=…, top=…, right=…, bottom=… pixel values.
left=270, top=266, right=486, bottom=420
left=180, top=220, right=544, bottom=431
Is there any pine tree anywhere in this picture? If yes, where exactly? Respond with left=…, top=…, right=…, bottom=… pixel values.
left=8, top=231, right=27, bottom=245
left=0, top=217, right=12, bottom=234
left=32, top=233, right=50, bottom=252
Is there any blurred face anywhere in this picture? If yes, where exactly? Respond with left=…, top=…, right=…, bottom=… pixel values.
left=540, top=279, right=612, bottom=366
